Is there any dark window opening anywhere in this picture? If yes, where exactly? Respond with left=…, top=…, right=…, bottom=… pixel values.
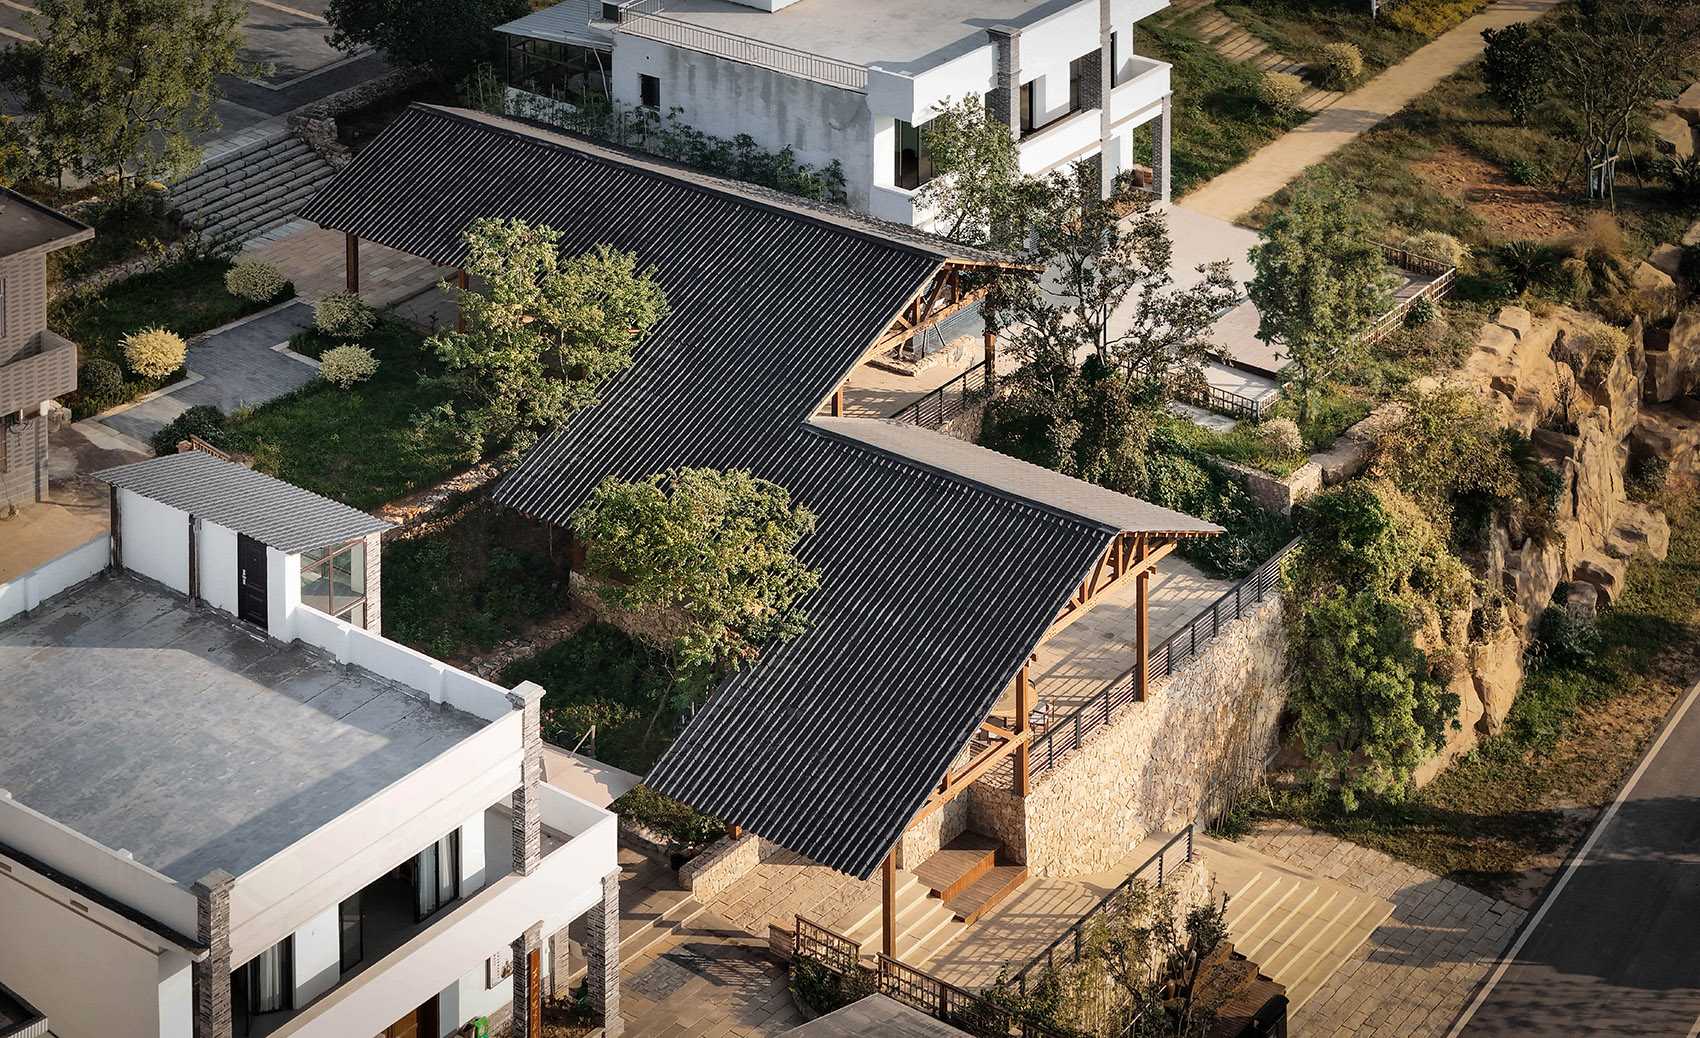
left=601, top=1, right=622, bottom=20
left=1069, top=55, right=1089, bottom=112
left=404, top=830, right=460, bottom=922
left=300, top=538, right=367, bottom=628
left=893, top=118, right=936, bottom=191
left=1111, top=32, right=1120, bottom=87
left=233, top=936, right=294, bottom=1037
left=504, top=37, right=612, bottom=103
left=339, top=892, right=363, bottom=973
left=639, top=73, right=661, bottom=110
left=1019, top=81, right=1035, bottom=137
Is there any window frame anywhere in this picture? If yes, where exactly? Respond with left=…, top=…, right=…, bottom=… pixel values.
left=298, top=537, right=367, bottom=626
left=892, top=117, right=937, bottom=192
left=639, top=73, right=661, bottom=110
left=1069, top=55, right=1087, bottom=113
left=412, top=829, right=461, bottom=923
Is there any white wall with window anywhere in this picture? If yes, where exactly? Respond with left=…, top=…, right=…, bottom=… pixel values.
left=298, top=538, right=368, bottom=629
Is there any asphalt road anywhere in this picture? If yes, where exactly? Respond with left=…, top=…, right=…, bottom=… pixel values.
left=1451, top=677, right=1700, bottom=1037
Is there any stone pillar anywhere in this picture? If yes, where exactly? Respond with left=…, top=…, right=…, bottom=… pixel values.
left=585, top=868, right=623, bottom=1037
left=507, top=681, right=545, bottom=877
left=362, top=530, right=383, bottom=634
left=987, top=26, right=1022, bottom=138
left=1097, top=0, right=1115, bottom=197
left=511, top=923, right=543, bottom=1038
left=192, top=870, right=236, bottom=1038
left=1151, top=93, right=1172, bottom=202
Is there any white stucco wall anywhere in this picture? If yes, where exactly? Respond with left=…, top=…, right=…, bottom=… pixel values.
left=294, top=904, right=341, bottom=1007
left=461, top=809, right=488, bottom=895
left=0, top=867, right=193, bottom=1038
left=198, top=519, right=239, bottom=616
left=119, top=489, right=188, bottom=594
left=266, top=545, right=301, bottom=640
left=610, top=34, right=876, bottom=210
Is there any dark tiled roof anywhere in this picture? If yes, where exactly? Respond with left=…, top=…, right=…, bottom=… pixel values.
left=300, top=105, right=1206, bottom=879
left=0, top=187, right=92, bottom=257
left=95, top=451, right=391, bottom=554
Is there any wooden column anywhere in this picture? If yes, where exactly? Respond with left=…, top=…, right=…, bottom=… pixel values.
left=1135, top=534, right=1150, bottom=703
left=456, top=269, right=470, bottom=334
left=344, top=233, right=360, bottom=294
left=187, top=516, right=199, bottom=603
left=108, top=484, right=121, bottom=570
left=984, top=328, right=997, bottom=379
left=881, top=848, right=898, bottom=959
left=829, top=384, right=844, bottom=417
left=1014, top=663, right=1032, bottom=795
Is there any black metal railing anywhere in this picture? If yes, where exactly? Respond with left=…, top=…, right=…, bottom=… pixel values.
left=889, top=360, right=991, bottom=429
left=1026, top=536, right=1303, bottom=779
left=1170, top=379, right=1266, bottom=422
left=1007, top=826, right=1196, bottom=1004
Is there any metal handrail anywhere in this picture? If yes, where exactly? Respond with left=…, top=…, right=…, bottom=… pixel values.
left=1025, top=536, right=1303, bottom=779
left=615, top=4, right=868, bottom=91
left=1008, top=826, right=1196, bottom=998
left=889, top=360, right=990, bottom=429
left=1171, top=379, right=1265, bottom=421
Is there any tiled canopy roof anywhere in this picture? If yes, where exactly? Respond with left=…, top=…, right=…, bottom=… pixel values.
left=300, top=105, right=1217, bottom=878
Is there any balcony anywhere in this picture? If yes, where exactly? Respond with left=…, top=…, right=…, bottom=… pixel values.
left=0, top=331, right=76, bottom=416
left=1018, top=107, right=1105, bottom=176
left=1109, top=56, right=1170, bottom=125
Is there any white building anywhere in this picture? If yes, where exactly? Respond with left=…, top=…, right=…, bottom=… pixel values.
left=0, top=450, right=622, bottom=1038
left=498, top=0, right=1174, bottom=227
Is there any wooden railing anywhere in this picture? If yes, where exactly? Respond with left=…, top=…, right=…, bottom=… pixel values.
left=1007, top=827, right=1196, bottom=1001
left=792, top=917, right=1071, bottom=1038
left=1025, top=537, right=1302, bottom=779
left=1365, top=244, right=1459, bottom=345
left=888, top=360, right=990, bottom=430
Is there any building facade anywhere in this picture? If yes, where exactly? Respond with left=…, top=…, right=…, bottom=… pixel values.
left=499, top=0, right=1173, bottom=227
left=0, top=452, right=622, bottom=1038
left=0, top=191, right=89, bottom=509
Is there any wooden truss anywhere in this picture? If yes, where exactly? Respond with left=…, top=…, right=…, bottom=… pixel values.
left=870, top=262, right=991, bottom=356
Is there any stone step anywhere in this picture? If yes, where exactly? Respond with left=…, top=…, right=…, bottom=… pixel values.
left=173, top=138, right=312, bottom=206
left=169, top=129, right=335, bottom=247
left=1275, top=896, right=1391, bottom=1010
left=839, top=874, right=926, bottom=946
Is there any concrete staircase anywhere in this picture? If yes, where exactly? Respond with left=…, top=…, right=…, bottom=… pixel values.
left=170, top=129, right=336, bottom=246
left=566, top=846, right=706, bottom=985
left=1204, top=837, right=1393, bottom=1010
left=834, top=833, right=1027, bottom=967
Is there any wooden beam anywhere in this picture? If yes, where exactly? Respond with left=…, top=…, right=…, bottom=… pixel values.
left=344, top=233, right=360, bottom=294
left=870, top=282, right=994, bottom=354
left=881, top=849, right=897, bottom=959
left=1136, top=535, right=1150, bottom=703
left=1045, top=536, right=1178, bottom=637
left=910, top=728, right=1028, bottom=829
left=830, top=384, right=844, bottom=417
left=1015, top=663, right=1032, bottom=796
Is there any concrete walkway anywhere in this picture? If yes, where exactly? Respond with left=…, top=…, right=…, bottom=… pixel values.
left=1179, top=0, right=1565, bottom=222
left=96, top=303, right=319, bottom=446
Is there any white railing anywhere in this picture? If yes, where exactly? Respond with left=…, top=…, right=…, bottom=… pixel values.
left=615, top=3, right=867, bottom=91
left=291, top=606, right=516, bottom=722
left=0, top=534, right=109, bottom=626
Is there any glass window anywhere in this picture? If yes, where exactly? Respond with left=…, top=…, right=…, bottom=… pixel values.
left=414, top=831, right=460, bottom=921
left=1069, top=56, right=1086, bottom=112
left=505, top=37, right=611, bottom=102
left=1020, top=81, right=1035, bottom=137
left=237, top=936, right=293, bottom=1023
left=639, top=73, right=661, bottom=110
left=339, top=892, right=362, bottom=973
left=1110, top=32, right=1120, bottom=87
left=299, top=538, right=367, bottom=625
left=893, top=118, right=936, bottom=191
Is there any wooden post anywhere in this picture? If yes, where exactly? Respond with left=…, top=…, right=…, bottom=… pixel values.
left=881, top=848, right=897, bottom=960
left=1014, top=663, right=1032, bottom=795
left=729, top=824, right=744, bottom=839
left=984, top=328, right=997, bottom=376
left=457, top=269, right=470, bottom=334
left=187, top=516, right=199, bottom=603
left=1135, top=534, right=1150, bottom=703
left=830, top=384, right=844, bottom=417
left=344, top=233, right=360, bottom=294
left=108, top=484, right=121, bottom=571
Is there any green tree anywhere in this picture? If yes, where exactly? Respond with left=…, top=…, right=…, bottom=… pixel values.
left=916, top=95, right=1040, bottom=249
left=1248, top=171, right=1398, bottom=423
left=1479, top=23, right=1549, bottom=127
left=572, top=467, right=821, bottom=684
left=426, top=217, right=669, bottom=458
left=326, top=0, right=528, bottom=78
left=0, top=0, right=259, bottom=200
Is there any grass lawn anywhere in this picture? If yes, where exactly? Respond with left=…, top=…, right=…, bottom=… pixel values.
left=223, top=318, right=471, bottom=510
left=1233, top=496, right=1700, bottom=898
left=1162, top=414, right=1307, bottom=477
left=1217, top=0, right=1438, bottom=76
left=1135, top=16, right=1310, bottom=197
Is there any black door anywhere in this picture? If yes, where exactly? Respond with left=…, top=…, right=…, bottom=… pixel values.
left=237, top=533, right=268, bottom=630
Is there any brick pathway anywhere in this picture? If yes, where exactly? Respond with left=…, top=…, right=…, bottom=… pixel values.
left=1239, top=823, right=1524, bottom=1038
left=618, top=908, right=805, bottom=1037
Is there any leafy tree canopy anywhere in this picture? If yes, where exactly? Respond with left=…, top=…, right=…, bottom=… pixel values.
left=326, top=0, right=528, bottom=77
left=572, top=467, right=821, bottom=681
left=0, top=0, right=258, bottom=197
left=1248, top=170, right=1399, bottom=423
left=426, top=216, right=669, bottom=458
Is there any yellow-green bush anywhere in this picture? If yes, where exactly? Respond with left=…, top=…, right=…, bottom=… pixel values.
left=1401, top=230, right=1470, bottom=268
left=1258, top=71, right=1306, bottom=114
left=1319, top=43, right=1363, bottom=90
left=121, top=326, right=187, bottom=379
left=1382, top=0, right=1489, bottom=36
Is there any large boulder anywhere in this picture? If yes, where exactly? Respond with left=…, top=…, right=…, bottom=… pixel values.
left=1633, top=261, right=1677, bottom=295
left=1609, top=502, right=1672, bottom=562
left=1674, top=82, right=1700, bottom=123
left=1649, top=243, right=1685, bottom=279
left=1471, top=629, right=1525, bottom=736
left=1572, top=552, right=1632, bottom=605
left=1495, top=305, right=1533, bottom=340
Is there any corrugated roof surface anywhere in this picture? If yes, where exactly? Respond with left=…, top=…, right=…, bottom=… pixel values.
left=815, top=418, right=1223, bottom=537
left=497, top=0, right=611, bottom=48
left=299, top=105, right=1204, bottom=879
left=96, top=452, right=391, bottom=554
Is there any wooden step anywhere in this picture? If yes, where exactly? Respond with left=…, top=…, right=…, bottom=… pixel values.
left=913, top=831, right=1001, bottom=902
left=945, top=864, right=1027, bottom=927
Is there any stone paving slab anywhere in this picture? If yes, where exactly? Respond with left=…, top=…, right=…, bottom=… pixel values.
left=617, top=908, right=804, bottom=1038
left=1238, top=822, right=1526, bottom=1038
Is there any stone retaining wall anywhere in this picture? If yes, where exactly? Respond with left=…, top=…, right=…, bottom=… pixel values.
left=971, top=597, right=1287, bottom=878
left=680, top=832, right=763, bottom=901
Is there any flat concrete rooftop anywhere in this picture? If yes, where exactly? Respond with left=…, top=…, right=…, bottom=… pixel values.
left=0, top=575, right=488, bottom=886
left=657, top=0, right=1078, bottom=72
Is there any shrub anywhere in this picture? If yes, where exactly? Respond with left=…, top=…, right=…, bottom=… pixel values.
left=1532, top=605, right=1599, bottom=667
left=121, top=326, right=187, bottom=378
left=1500, top=240, right=1562, bottom=294
left=1405, top=295, right=1439, bottom=327
left=223, top=258, right=288, bottom=303
left=76, top=358, right=122, bottom=401
left=1319, top=43, right=1363, bottom=90
left=1401, top=230, right=1470, bottom=269
left=1257, top=71, right=1306, bottom=115
left=1659, top=154, right=1700, bottom=203
left=1261, top=416, right=1304, bottom=454
left=314, top=292, right=375, bottom=339
left=1574, top=325, right=1631, bottom=382
left=319, top=344, right=379, bottom=387
left=149, top=404, right=226, bottom=455
left=1628, top=455, right=1669, bottom=503
left=1505, top=158, right=1546, bottom=187
left=611, top=786, right=726, bottom=845
left=1383, top=0, right=1489, bottom=36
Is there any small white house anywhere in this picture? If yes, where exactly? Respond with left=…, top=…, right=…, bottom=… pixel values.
left=0, top=451, right=623, bottom=1038
left=498, top=0, right=1174, bottom=227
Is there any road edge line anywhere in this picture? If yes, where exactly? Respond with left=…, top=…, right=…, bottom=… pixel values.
left=1444, top=672, right=1700, bottom=1038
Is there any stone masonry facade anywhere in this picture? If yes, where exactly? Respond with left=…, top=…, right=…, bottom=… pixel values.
left=192, top=869, right=235, bottom=1038
left=971, top=596, right=1288, bottom=877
